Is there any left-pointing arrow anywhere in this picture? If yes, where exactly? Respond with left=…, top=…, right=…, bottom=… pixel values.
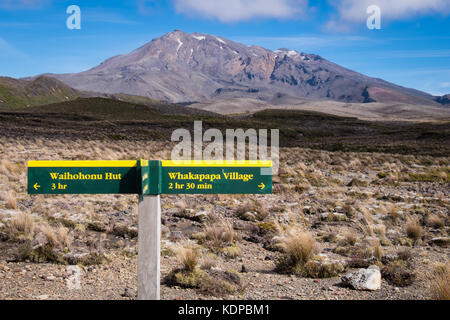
left=33, top=183, right=40, bottom=190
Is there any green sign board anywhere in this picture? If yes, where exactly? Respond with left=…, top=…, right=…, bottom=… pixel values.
left=28, top=160, right=141, bottom=195
left=28, top=160, right=272, bottom=195
left=160, top=160, right=272, bottom=194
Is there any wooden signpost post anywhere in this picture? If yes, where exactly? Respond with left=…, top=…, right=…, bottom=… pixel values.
left=28, top=159, right=272, bottom=300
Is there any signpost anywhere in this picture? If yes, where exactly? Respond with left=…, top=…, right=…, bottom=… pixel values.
left=160, top=160, right=272, bottom=194
left=28, top=160, right=141, bottom=194
left=27, top=159, right=272, bottom=300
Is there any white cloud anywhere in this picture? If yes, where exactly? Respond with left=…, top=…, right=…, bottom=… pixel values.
left=331, top=0, right=450, bottom=23
left=173, top=0, right=308, bottom=22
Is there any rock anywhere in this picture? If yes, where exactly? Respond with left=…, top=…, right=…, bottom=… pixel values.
left=240, top=211, right=258, bottom=222
left=175, top=209, right=208, bottom=222
left=194, top=211, right=208, bottom=222
left=341, top=265, right=381, bottom=291
left=303, top=206, right=314, bottom=215
left=381, top=254, right=398, bottom=264
left=46, top=275, right=56, bottom=281
left=36, top=295, right=49, bottom=300
left=429, top=237, right=450, bottom=247
left=243, top=234, right=264, bottom=243
left=121, top=287, right=134, bottom=298
left=169, top=231, right=186, bottom=242
left=241, top=265, right=247, bottom=273
left=321, top=212, right=346, bottom=221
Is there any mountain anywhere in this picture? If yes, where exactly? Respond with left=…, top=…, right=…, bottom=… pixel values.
left=0, top=76, right=81, bottom=109
left=435, top=94, right=450, bottom=105
left=45, top=30, right=439, bottom=105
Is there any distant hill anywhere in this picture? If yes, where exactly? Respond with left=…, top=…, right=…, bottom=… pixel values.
left=0, top=75, right=215, bottom=116
left=0, top=76, right=80, bottom=109
left=435, top=94, right=450, bottom=105
left=188, top=97, right=450, bottom=121
left=15, top=97, right=219, bottom=118
left=46, top=29, right=439, bottom=106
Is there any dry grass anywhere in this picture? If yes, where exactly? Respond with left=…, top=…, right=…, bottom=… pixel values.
left=343, top=231, right=357, bottom=246
left=55, top=225, right=72, bottom=249
left=39, top=223, right=57, bottom=248
left=429, top=263, right=450, bottom=300
left=1, top=191, right=17, bottom=210
left=382, top=260, right=416, bottom=287
left=373, top=242, right=383, bottom=261
left=405, top=217, right=422, bottom=242
left=200, top=254, right=218, bottom=270
left=38, top=223, right=71, bottom=249
left=388, top=205, right=400, bottom=224
left=235, top=200, right=269, bottom=221
left=6, top=212, right=35, bottom=237
left=175, top=245, right=200, bottom=272
left=204, top=221, right=237, bottom=247
left=426, top=214, right=444, bottom=229
left=274, top=229, right=316, bottom=275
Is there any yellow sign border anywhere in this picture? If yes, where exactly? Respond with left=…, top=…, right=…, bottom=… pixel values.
left=28, top=160, right=138, bottom=168
left=161, top=160, right=272, bottom=167
left=28, top=160, right=272, bottom=168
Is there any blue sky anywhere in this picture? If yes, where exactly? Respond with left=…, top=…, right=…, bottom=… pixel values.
left=0, top=0, right=449, bottom=95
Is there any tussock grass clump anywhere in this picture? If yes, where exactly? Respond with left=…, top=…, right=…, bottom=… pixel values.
left=274, top=230, right=316, bottom=275
left=205, top=221, right=238, bottom=248
left=175, top=245, right=200, bottom=272
left=373, top=242, right=383, bottom=262
left=426, top=214, right=444, bottom=229
left=166, top=245, right=243, bottom=297
left=405, top=217, right=422, bottom=242
left=404, top=169, right=450, bottom=183
left=200, top=253, right=218, bottom=270
left=388, top=205, right=401, bottom=224
left=397, top=249, right=412, bottom=262
left=334, top=245, right=373, bottom=259
left=235, top=200, right=268, bottom=221
left=342, top=203, right=356, bottom=218
left=429, top=263, right=450, bottom=300
left=199, top=270, right=243, bottom=297
left=39, top=223, right=57, bottom=247
left=341, top=231, right=357, bottom=246
left=221, top=244, right=241, bottom=259
left=1, top=191, right=17, bottom=210
left=382, top=260, right=416, bottom=287
left=6, top=212, right=34, bottom=239
left=38, top=223, right=72, bottom=250
left=303, top=257, right=348, bottom=278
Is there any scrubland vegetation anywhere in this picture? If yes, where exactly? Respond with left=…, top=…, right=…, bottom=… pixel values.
left=0, top=104, right=448, bottom=300
left=0, top=132, right=447, bottom=300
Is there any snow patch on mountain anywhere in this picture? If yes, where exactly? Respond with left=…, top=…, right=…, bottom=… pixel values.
left=192, top=35, right=205, bottom=41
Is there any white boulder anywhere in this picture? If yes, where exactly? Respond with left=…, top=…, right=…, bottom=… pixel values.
left=341, top=265, right=381, bottom=291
